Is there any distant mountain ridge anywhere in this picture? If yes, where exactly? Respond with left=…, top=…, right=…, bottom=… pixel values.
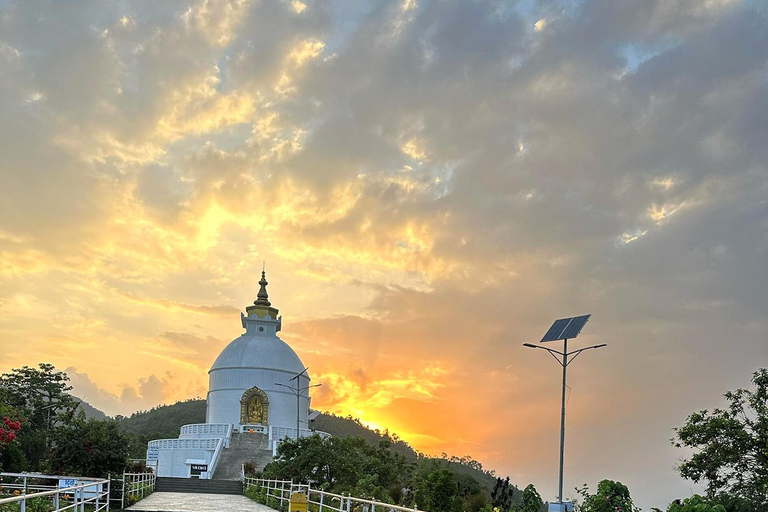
left=70, top=395, right=108, bottom=420
left=115, top=398, right=500, bottom=490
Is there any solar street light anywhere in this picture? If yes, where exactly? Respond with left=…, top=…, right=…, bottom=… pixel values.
left=523, top=315, right=606, bottom=511
left=276, top=367, right=322, bottom=438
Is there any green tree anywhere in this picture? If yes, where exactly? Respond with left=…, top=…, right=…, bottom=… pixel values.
left=673, top=368, right=768, bottom=508
left=491, top=477, right=514, bottom=510
left=0, top=364, right=77, bottom=426
left=0, top=363, right=78, bottom=470
left=264, top=434, right=411, bottom=501
left=425, top=470, right=457, bottom=512
left=50, top=416, right=131, bottom=477
left=576, top=480, right=638, bottom=512
left=512, top=484, right=544, bottom=512
left=666, top=495, right=726, bottom=512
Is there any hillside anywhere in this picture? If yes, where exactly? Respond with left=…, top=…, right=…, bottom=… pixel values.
left=312, top=412, right=499, bottom=490
left=119, top=399, right=206, bottom=439
left=71, top=396, right=108, bottom=420
left=118, top=400, right=500, bottom=490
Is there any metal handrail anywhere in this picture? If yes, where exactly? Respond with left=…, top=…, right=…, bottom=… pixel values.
left=244, top=477, right=422, bottom=512
left=122, top=471, right=156, bottom=509
left=0, top=478, right=110, bottom=512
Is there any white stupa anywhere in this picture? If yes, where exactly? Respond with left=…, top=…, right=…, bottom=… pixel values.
left=147, top=272, right=328, bottom=479
left=207, top=270, right=310, bottom=429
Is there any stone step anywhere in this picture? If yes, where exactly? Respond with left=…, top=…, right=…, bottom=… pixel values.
left=212, top=433, right=275, bottom=480
left=155, top=477, right=243, bottom=495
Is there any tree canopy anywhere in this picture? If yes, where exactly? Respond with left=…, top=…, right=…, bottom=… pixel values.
left=576, top=480, right=638, bottom=512
left=673, top=368, right=768, bottom=509
left=0, top=363, right=131, bottom=476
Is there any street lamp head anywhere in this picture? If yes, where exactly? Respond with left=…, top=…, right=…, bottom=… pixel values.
left=522, top=343, right=538, bottom=348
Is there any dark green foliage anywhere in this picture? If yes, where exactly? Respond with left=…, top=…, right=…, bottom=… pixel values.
left=0, top=364, right=78, bottom=471
left=0, top=364, right=77, bottom=429
left=261, top=434, right=497, bottom=512
left=119, top=399, right=206, bottom=439
left=70, top=398, right=107, bottom=421
left=424, top=470, right=457, bottom=512
left=512, top=484, right=544, bottom=512
left=491, top=477, right=514, bottom=510
left=50, top=417, right=131, bottom=477
left=264, top=435, right=410, bottom=500
left=312, top=413, right=498, bottom=491
left=575, top=480, right=638, bottom=512
left=666, top=495, right=726, bottom=512
left=673, top=368, right=768, bottom=509
left=116, top=398, right=206, bottom=458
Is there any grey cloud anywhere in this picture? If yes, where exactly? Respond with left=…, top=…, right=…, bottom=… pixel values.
left=2, top=0, right=767, bottom=508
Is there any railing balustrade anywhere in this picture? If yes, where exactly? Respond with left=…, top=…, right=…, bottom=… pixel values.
left=243, top=477, right=421, bottom=512
left=180, top=423, right=233, bottom=438
left=0, top=472, right=110, bottom=512
left=147, top=437, right=220, bottom=450
left=121, top=471, right=156, bottom=509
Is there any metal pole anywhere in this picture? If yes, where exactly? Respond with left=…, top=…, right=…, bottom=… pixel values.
left=296, top=380, right=301, bottom=439
left=558, top=338, right=568, bottom=505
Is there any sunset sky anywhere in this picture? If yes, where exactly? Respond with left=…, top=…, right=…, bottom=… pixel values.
left=1, top=0, right=766, bottom=508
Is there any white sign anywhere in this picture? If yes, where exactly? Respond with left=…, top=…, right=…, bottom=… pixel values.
left=58, top=479, right=103, bottom=499
left=147, top=445, right=160, bottom=461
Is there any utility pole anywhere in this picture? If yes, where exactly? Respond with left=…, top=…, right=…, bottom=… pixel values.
left=523, top=315, right=606, bottom=511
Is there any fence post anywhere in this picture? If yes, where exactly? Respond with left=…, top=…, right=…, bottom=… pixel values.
left=54, top=491, right=59, bottom=511
left=96, top=483, right=100, bottom=511
left=121, top=472, right=126, bottom=510
left=107, top=478, right=111, bottom=511
left=319, top=491, right=324, bottom=512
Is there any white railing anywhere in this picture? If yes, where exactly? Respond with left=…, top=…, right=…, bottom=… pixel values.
left=122, top=471, right=156, bottom=509
left=269, top=427, right=332, bottom=455
left=243, top=478, right=422, bottom=512
left=180, top=423, right=233, bottom=439
left=148, top=437, right=220, bottom=450
left=0, top=473, right=110, bottom=512
left=204, top=422, right=234, bottom=479
left=206, top=438, right=225, bottom=480
left=240, top=424, right=269, bottom=434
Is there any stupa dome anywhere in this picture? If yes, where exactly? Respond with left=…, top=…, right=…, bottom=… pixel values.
left=205, top=271, right=311, bottom=428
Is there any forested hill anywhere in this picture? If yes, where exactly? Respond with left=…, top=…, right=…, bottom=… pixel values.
left=119, top=399, right=206, bottom=439
left=71, top=396, right=107, bottom=420
left=117, top=400, right=499, bottom=490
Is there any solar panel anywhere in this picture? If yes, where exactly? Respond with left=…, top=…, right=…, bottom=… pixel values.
left=541, top=318, right=572, bottom=342
left=561, top=314, right=590, bottom=340
left=540, top=314, right=591, bottom=342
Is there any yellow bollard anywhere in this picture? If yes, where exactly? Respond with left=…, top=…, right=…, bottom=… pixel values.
left=289, top=492, right=308, bottom=512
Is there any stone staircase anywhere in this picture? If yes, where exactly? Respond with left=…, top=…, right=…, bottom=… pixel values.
left=155, top=477, right=243, bottom=495
left=213, top=432, right=274, bottom=480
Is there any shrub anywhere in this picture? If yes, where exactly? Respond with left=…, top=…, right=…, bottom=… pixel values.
left=243, top=461, right=257, bottom=476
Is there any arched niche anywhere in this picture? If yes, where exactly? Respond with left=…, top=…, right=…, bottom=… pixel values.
left=239, top=386, right=269, bottom=425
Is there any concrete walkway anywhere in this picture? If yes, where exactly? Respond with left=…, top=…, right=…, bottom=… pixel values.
left=127, top=491, right=277, bottom=512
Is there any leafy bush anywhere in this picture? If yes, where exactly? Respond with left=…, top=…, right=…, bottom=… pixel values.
left=575, top=480, right=639, bottom=512
left=243, top=461, right=257, bottom=476
left=666, top=495, right=726, bottom=512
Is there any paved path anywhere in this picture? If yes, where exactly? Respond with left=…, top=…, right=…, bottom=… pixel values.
left=127, top=491, right=276, bottom=512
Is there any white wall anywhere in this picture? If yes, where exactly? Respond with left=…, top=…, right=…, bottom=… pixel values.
left=206, top=368, right=310, bottom=427
left=155, top=448, right=214, bottom=478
